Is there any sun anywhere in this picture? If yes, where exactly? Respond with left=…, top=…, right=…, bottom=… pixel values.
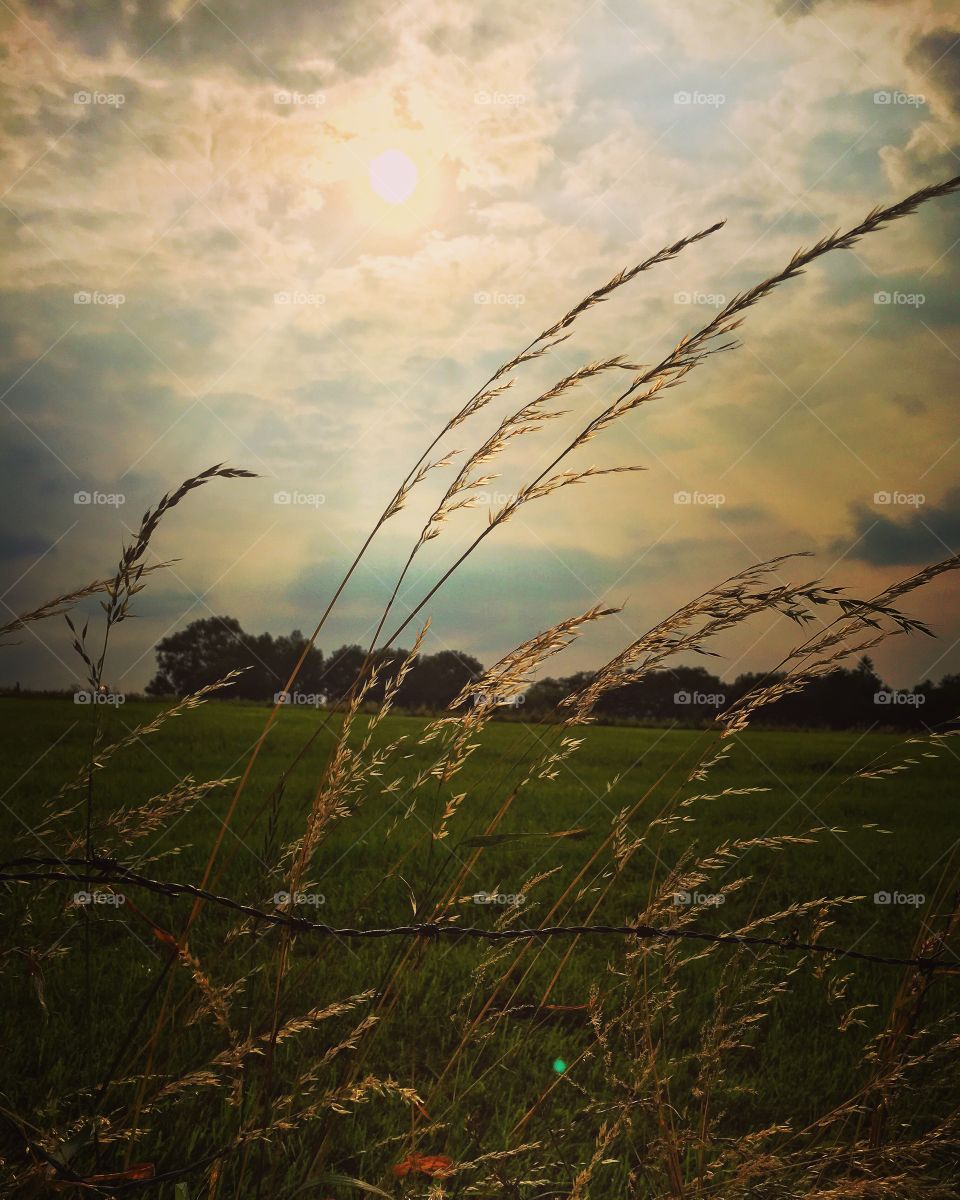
left=369, top=148, right=418, bottom=205
left=341, top=136, right=445, bottom=236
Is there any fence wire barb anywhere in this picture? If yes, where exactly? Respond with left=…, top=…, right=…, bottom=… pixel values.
left=2, top=856, right=956, bottom=975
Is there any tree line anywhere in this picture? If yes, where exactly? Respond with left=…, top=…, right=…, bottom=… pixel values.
left=144, top=616, right=958, bottom=730
left=145, top=616, right=484, bottom=710
left=524, top=660, right=958, bottom=730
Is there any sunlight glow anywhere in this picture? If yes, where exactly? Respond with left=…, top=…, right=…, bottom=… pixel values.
left=369, top=148, right=418, bottom=205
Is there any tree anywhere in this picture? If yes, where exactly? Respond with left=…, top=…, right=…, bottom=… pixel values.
left=321, top=644, right=367, bottom=702
left=398, top=650, right=484, bottom=710
left=272, top=629, right=327, bottom=695
left=146, top=616, right=323, bottom=700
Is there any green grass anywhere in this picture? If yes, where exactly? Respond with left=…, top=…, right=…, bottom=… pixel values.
left=0, top=697, right=955, bottom=1193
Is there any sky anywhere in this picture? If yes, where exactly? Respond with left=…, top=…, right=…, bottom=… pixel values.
left=0, top=0, right=958, bottom=694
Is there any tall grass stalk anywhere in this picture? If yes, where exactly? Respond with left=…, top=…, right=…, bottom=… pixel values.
left=1, top=177, right=959, bottom=1199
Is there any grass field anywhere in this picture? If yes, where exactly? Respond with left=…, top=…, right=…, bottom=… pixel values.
left=1, top=697, right=956, bottom=1194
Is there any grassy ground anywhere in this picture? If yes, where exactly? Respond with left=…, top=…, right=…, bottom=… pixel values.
left=0, top=697, right=956, bottom=1194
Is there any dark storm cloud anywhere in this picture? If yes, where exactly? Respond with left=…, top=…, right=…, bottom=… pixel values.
left=721, top=503, right=769, bottom=527
left=836, top=488, right=960, bottom=567
left=909, top=28, right=960, bottom=115
left=891, top=394, right=927, bottom=416
left=817, top=213, right=960, bottom=336
left=0, top=436, right=76, bottom=590
left=0, top=287, right=223, bottom=515
left=22, top=0, right=398, bottom=82
left=0, top=528, right=50, bottom=564
left=283, top=538, right=646, bottom=664
left=774, top=0, right=822, bottom=17
left=775, top=0, right=906, bottom=13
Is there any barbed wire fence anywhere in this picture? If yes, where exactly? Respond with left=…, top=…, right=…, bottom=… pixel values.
left=2, top=856, right=957, bottom=975
left=2, top=849, right=959, bottom=1196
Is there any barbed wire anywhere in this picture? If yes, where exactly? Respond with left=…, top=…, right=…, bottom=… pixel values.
left=2, top=856, right=956, bottom=975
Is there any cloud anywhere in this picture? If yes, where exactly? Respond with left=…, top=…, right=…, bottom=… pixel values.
left=773, top=0, right=907, bottom=15
left=909, top=27, right=960, bottom=115
left=20, top=0, right=392, bottom=80
left=0, top=529, right=50, bottom=564
left=2, top=0, right=960, bottom=691
left=836, top=488, right=960, bottom=566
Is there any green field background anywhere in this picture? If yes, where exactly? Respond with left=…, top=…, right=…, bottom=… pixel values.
left=1, top=698, right=955, bottom=1190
